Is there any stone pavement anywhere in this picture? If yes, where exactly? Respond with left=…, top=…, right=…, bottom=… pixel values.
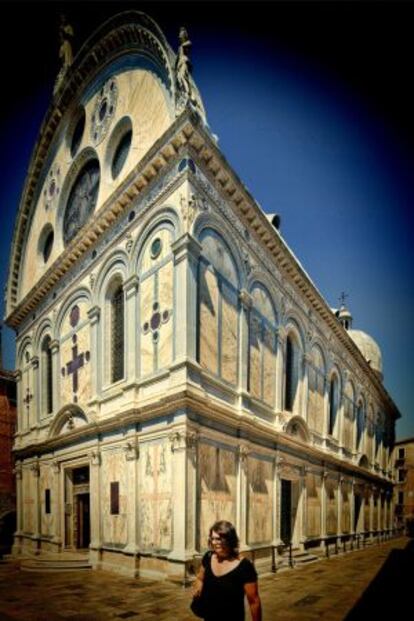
left=0, top=537, right=411, bottom=621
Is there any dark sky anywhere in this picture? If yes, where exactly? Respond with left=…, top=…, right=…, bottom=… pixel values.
left=1, top=1, right=413, bottom=437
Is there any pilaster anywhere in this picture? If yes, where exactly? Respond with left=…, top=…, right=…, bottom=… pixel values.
left=123, top=439, right=139, bottom=555
left=50, top=340, right=60, bottom=415
left=30, top=460, right=41, bottom=548
left=89, top=449, right=102, bottom=553
left=168, top=429, right=198, bottom=561
left=123, top=276, right=139, bottom=383
left=30, top=356, right=39, bottom=425
left=275, top=328, right=285, bottom=412
left=51, top=460, right=62, bottom=545
left=172, top=234, right=202, bottom=364
left=320, top=470, right=328, bottom=542
left=238, top=290, right=252, bottom=398
left=237, top=444, right=249, bottom=548
left=87, top=306, right=101, bottom=399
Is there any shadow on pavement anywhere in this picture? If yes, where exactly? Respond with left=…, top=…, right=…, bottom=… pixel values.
left=344, top=539, right=413, bottom=620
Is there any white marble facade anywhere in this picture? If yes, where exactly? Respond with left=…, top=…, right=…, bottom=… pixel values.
left=6, top=12, right=398, bottom=579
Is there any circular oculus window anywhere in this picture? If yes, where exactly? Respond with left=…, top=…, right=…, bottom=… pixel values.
left=63, top=159, right=100, bottom=246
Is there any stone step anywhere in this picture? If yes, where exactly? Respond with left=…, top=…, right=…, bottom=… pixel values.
left=20, top=556, right=91, bottom=572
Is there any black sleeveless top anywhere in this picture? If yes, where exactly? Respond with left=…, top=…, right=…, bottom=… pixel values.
left=201, top=551, right=258, bottom=621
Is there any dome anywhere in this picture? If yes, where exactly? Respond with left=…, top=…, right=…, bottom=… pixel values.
left=348, top=329, right=383, bottom=379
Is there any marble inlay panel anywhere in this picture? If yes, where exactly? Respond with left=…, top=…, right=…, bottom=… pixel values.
left=139, top=441, right=172, bottom=551
left=102, top=450, right=128, bottom=545
left=247, top=457, right=272, bottom=545
left=23, top=468, right=34, bottom=533
left=325, top=477, right=338, bottom=536
left=199, top=444, right=236, bottom=544
left=40, top=464, right=54, bottom=536
left=199, top=267, right=218, bottom=376
left=263, top=331, right=276, bottom=406
left=220, top=286, right=238, bottom=385
left=157, top=261, right=173, bottom=369
left=341, top=482, right=351, bottom=534
left=306, top=472, right=321, bottom=538
left=249, top=316, right=261, bottom=400
left=140, top=277, right=154, bottom=376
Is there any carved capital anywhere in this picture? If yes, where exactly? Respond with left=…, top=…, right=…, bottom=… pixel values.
left=275, top=456, right=285, bottom=468
left=124, top=275, right=140, bottom=296
left=13, top=463, right=23, bottom=479
left=31, top=355, right=39, bottom=370
left=51, top=460, right=60, bottom=475
left=123, top=441, right=139, bottom=461
left=30, top=461, right=40, bottom=477
left=89, top=450, right=101, bottom=466
left=239, top=289, right=253, bottom=310
left=169, top=430, right=198, bottom=452
left=172, top=232, right=202, bottom=263
left=87, top=305, right=101, bottom=324
left=237, top=444, right=250, bottom=462
left=15, top=370, right=23, bottom=382
left=50, top=339, right=60, bottom=354
left=322, top=470, right=329, bottom=480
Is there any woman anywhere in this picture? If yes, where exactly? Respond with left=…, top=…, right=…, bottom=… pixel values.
left=192, top=520, right=262, bottom=621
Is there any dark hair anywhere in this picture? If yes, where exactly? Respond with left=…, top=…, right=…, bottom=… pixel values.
left=209, top=520, right=239, bottom=556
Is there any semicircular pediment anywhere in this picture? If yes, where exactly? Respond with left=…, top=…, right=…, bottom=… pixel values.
left=48, top=405, right=91, bottom=438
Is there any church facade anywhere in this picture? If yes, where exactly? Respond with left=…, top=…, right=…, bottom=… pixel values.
left=5, top=11, right=399, bottom=579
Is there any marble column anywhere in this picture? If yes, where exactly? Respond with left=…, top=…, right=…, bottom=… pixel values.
left=171, top=234, right=202, bottom=364
left=274, top=457, right=284, bottom=545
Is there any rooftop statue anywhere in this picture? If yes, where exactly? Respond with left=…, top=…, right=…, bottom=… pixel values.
left=53, top=15, right=74, bottom=96
left=175, top=26, right=201, bottom=114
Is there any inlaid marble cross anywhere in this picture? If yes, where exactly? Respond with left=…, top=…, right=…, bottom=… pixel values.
left=142, top=301, right=171, bottom=343
left=23, top=387, right=33, bottom=413
left=62, top=334, right=90, bottom=402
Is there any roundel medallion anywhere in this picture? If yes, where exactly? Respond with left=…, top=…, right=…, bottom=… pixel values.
left=63, top=159, right=100, bottom=246
left=91, top=77, right=118, bottom=146
left=43, top=164, right=61, bottom=211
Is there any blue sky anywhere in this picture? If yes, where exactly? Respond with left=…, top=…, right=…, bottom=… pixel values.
left=1, top=1, right=413, bottom=439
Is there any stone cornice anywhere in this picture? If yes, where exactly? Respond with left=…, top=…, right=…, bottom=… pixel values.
left=11, top=388, right=392, bottom=490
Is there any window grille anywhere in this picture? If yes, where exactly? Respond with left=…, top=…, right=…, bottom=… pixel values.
left=111, top=285, right=124, bottom=383
left=285, top=336, right=294, bottom=412
left=46, top=342, right=53, bottom=414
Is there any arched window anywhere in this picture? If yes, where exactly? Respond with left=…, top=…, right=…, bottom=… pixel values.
left=249, top=285, right=277, bottom=406
left=328, top=375, right=339, bottom=436
left=356, top=400, right=365, bottom=451
left=111, top=283, right=124, bottom=383
left=285, top=334, right=300, bottom=413
left=41, top=335, right=53, bottom=415
left=307, top=346, right=325, bottom=434
left=198, top=229, right=239, bottom=385
left=342, top=382, right=355, bottom=450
